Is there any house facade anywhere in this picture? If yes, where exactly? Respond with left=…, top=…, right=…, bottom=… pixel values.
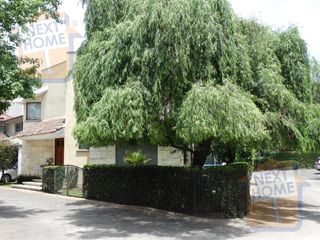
left=15, top=51, right=187, bottom=177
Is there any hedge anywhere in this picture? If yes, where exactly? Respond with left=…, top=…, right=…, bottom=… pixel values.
left=83, top=163, right=250, bottom=217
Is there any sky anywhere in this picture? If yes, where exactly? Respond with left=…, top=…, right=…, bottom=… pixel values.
left=60, top=0, right=320, bottom=60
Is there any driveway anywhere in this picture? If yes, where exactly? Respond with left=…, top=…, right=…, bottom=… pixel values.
left=0, top=169, right=319, bottom=240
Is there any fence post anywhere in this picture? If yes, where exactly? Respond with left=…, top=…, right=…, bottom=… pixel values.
left=192, top=172, right=198, bottom=214
left=66, top=166, right=69, bottom=197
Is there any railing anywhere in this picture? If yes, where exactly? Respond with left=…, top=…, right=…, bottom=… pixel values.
left=42, top=165, right=84, bottom=198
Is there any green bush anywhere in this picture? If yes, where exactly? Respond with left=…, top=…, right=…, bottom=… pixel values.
left=17, top=175, right=41, bottom=184
left=124, top=151, right=150, bottom=166
left=42, top=166, right=65, bottom=193
left=83, top=163, right=250, bottom=217
left=257, top=151, right=317, bottom=169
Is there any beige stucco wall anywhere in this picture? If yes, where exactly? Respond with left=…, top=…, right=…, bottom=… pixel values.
left=23, top=62, right=67, bottom=129
left=20, top=140, right=54, bottom=176
left=89, top=147, right=116, bottom=165
left=63, top=79, right=89, bottom=168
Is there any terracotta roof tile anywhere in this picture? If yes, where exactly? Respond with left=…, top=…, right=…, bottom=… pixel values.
left=0, top=114, right=13, bottom=122
left=16, top=118, right=65, bottom=138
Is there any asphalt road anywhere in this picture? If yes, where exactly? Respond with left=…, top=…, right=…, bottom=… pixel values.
left=0, top=169, right=319, bottom=240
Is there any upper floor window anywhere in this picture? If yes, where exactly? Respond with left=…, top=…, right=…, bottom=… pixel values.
left=26, top=102, right=41, bottom=120
left=15, top=122, right=23, bottom=133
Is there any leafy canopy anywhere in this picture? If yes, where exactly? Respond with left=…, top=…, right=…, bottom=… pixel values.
left=0, top=0, right=61, bottom=113
left=0, top=141, right=18, bottom=173
left=74, top=0, right=320, bottom=164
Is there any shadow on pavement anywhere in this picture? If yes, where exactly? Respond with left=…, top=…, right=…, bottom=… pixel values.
left=64, top=200, right=250, bottom=240
left=0, top=200, right=53, bottom=219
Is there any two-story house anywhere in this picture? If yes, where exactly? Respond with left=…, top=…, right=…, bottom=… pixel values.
left=15, top=61, right=68, bottom=176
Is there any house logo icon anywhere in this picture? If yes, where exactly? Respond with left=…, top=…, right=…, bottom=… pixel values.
left=17, top=13, right=84, bottom=81
left=247, top=162, right=308, bottom=232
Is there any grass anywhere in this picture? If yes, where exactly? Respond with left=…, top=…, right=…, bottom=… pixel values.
left=58, top=188, right=83, bottom=198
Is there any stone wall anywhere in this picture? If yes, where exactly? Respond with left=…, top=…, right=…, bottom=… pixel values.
left=20, top=140, right=54, bottom=177
left=89, top=147, right=116, bottom=165
left=158, top=147, right=185, bottom=166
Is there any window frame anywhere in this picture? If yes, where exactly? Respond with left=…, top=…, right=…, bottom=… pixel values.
left=26, top=102, right=42, bottom=121
left=15, top=122, right=23, bottom=133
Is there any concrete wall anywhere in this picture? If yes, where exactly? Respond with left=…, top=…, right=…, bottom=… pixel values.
left=63, top=79, right=89, bottom=168
left=20, top=140, right=54, bottom=177
left=158, top=146, right=185, bottom=166
left=89, top=147, right=116, bottom=165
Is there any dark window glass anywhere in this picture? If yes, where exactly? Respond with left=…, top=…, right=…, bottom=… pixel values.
left=26, top=102, right=41, bottom=120
left=15, top=122, right=23, bottom=133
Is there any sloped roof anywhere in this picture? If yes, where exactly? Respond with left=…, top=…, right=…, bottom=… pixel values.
left=0, top=114, right=13, bottom=122
left=16, top=118, right=65, bottom=138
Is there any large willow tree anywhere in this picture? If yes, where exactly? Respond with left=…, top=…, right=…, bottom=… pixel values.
left=74, top=0, right=320, bottom=167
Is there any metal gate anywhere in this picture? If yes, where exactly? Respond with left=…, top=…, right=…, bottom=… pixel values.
left=55, top=165, right=84, bottom=198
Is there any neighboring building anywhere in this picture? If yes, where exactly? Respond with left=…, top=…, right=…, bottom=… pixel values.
left=0, top=114, right=23, bottom=139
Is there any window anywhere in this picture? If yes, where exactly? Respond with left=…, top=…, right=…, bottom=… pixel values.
left=15, top=122, right=23, bottom=133
left=77, top=143, right=89, bottom=151
left=0, top=124, right=5, bottom=133
left=26, top=102, right=41, bottom=120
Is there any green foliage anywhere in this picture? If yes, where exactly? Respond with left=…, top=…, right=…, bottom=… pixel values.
left=176, top=81, right=267, bottom=144
left=0, top=141, right=18, bottom=173
left=75, top=0, right=320, bottom=166
left=259, top=151, right=319, bottom=169
left=124, top=151, right=150, bottom=166
left=83, top=163, right=250, bottom=217
left=74, top=82, right=154, bottom=146
left=0, top=0, right=61, bottom=113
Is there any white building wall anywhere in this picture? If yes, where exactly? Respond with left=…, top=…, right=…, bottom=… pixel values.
left=89, top=147, right=116, bottom=165
left=20, top=140, right=54, bottom=177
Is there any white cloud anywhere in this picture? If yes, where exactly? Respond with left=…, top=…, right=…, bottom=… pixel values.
left=60, top=0, right=85, bottom=36
left=59, top=0, right=320, bottom=60
left=229, top=0, right=320, bottom=60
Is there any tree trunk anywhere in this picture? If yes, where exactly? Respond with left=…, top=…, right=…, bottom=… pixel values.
left=192, top=139, right=212, bottom=168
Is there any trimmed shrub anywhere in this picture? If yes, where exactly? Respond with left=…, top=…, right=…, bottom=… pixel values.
left=17, top=175, right=41, bottom=184
left=83, top=163, right=250, bottom=217
left=42, top=166, right=65, bottom=193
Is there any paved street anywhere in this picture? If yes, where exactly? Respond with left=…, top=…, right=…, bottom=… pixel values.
left=0, top=169, right=319, bottom=240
